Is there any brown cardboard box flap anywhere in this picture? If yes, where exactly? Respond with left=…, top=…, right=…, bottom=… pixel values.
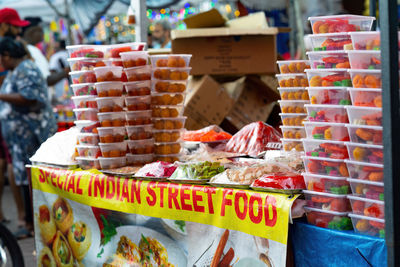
left=183, top=8, right=227, bottom=29
left=171, top=27, right=278, bottom=40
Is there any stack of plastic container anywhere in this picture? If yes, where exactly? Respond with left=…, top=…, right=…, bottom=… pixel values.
left=148, top=55, right=191, bottom=163
left=345, top=31, right=385, bottom=238
left=276, top=60, right=310, bottom=152
left=302, top=15, right=375, bottom=231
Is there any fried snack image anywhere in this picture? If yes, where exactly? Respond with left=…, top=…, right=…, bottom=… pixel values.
left=52, top=198, right=74, bottom=236
left=38, top=246, right=56, bottom=267
left=37, top=205, right=56, bottom=246
left=52, top=231, right=74, bottom=267
left=139, top=235, right=170, bottom=266
left=103, top=235, right=141, bottom=267
left=67, top=221, right=92, bottom=261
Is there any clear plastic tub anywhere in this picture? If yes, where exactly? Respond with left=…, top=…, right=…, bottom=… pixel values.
left=98, top=156, right=126, bottom=169
left=303, top=190, right=350, bottom=212
left=124, top=81, right=151, bottom=96
left=345, top=159, right=383, bottom=182
left=303, top=156, right=349, bottom=177
left=95, top=82, right=124, bottom=97
left=98, top=112, right=126, bottom=127
left=350, top=31, right=400, bottom=50
left=77, top=133, right=99, bottom=145
left=345, top=106, right=382, bottom=126
left=71, top=83, right=97, bottom=96
left=97, top=127, right=126, bottom=143
left=71, top=96, right=98, bottom=109
left=281, top=138, right=304, bottom=152
left=280, top=126, right=306, bottom=139
left=76, top=157, right=100, bottom=170
left=154, top=142, right=182, bottom=155
left=152, top=105, right=184, bottom=118
left=70, top=70, right=97, bottom=84
left=347, top=178, right=384, bottom=200
left=73, top=108, right=98, bottom=121
left=345, top=124, right=382, bottom=145
left=278, top=100, right=308, bottom=114
left=119, top=51, right=148, bottom=68
left=307, top=51, right=350, bottom=69
left=108, top=58, right=123, bottom=67
left=280, top=113, right=307, bottom=126
left=125, top=110, right=152, bottom=126
left=275, top=74, right=309, bottom=88
left=126, top=153, right=154, bottom=166
left=303, top=139, right=348, bottom=159
left=305, top=104, right=348, bottom=123
left=104, top=42, right=146, bottom=58
left=309, top=33, right=352, bottom=51
left=150, top=54, right=192, bottom=68
left=303, top=173, right=350, bottom=194
left=349, top=69, right=381, bottom=88
left=67, top=58, right=107, bottom=71
left=305, top=69, right=352, bottom=87
left=276, top=60, right=310, bottom=74
left=347, top=50, right=384, bottom=69
left=99, top=142, right=127, bottom=157
left=125, top=65, right=151, bottom=81
left=152, top=80, right=188, bottom=93
left=125, top=96, right=151, bottom=111
left=95, top=97, right=124, bottom=113
left=154, top=154, right=182, bottom=163
left=152, top=67, right=191, bottom=81
left=67, top=45, right=105, bottom=58
left=308, top=15, right=375, bottom=34
left=127, top=139, right=154, bottom=154
left=349, top=213, right=385, bottom=238
left=345, top=142, right=383, bottom=164
left=152, top=117, right=186, bottom=130
left=348, top=195, right=384, bottom=219
left=76, top=145, right=101, bottom=158
left=153, top=129, right=183, bottom=143
left=151, top=93, right=186, bottom=105
left=278, top=88, right=309, bottom=100
left=348, top=88, right=381, bottom=107
left=74, top=120, right=100, bottom=134
left=307, top=87, right=350, bottom=105
left=304, top=206, right=352, bottom=230
left=126, top=125, right=153, bottom=140
left=93, top=66, right=123, bottom=82
left=304, top=122, right=349, bottom=141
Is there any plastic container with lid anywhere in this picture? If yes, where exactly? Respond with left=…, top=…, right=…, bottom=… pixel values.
left=77, top=133, right=99, bottom=145
left=303, top=139, right=348, bottom=159
left=99, top=142, right=127, bottom=157
left=95, top=82, right=124, bottom=97
left=304, top=122, right=349, bottom=141
left=276, top=60, right=310, bottom=74
left=67, top=58, right=107, bottom=71
left=305, top=69, right=352, bottom=87
left=307, top=51, right=350, bottom=69
left=275, top=74, right=309, bottom=88
left=347, top=50, right=384, bottom=69
left=97, top=112, right=126, bottom=127
left=303, top=173, right=350, bottom=194
left=303, top=190, right=350, bottom=212
left=125, top=110, right=152, bottom=126
left=152, top=105, right=184, bottom=118
left=304, top=206, right=352, bottom=230
left=98, top=156, right=126, bottom=169
left=93, top=66, right=123, bottom=82
left=124, top=81, right=151, bottom=96
left=70, top=70, right=96, bottom=84
left=97, top=127, right=126, bottom=143
left=281, top=138, right=304, bottom=152
left=348, top=195, right=384, bottom=219
left=345, top=159, right=383, bottom=182
left=151, top=93, right=186, bottom=105
left=305, top=104, right=348, bottom=123
left=71, top=83, right=97, bottom=96
left=153, top=129, right=183, bottom=143
left=119, top=51, right=148, bottom=68
left=278, top=87, right=309, bottom=100
left=67, top=45, right=105, bottom=58
left=346, top=124, right=382, bottom=145
left=307, top=87, right=351, bottom=105
left=345, top=142, right=383, bottom=164
left=349, top=213, right=385, bottom=238
left=73, top=108, right=98, bottom=121
left=278, top=100, right=308, bottom=114
left=152, top=117, right=186, bottom=130
left=150, top=54, right=192, bottom=68
left=125, top=96, right=151, bottom=111
left=126, top=153, right=154, bottom=166
left=127, top=139, right=154, bottom=154
left=125, top=65, right=151, bottom=82
left=349, top=69, right=381, bottom=88
left=104, top=42, right=146, bottom=58
left=345, top=106, right=382, bottom=126
left=348, top=88, right=381, bottom=107
left=126, top=125, right=153, bottom=140
left=350, top=31, right=400, bottom=50
left=308, top=15, right=375, bottom=34
left=347, top=178, right=384, bottom=200
left=95, top=97, right=124, bottom=113
left=154, top=154, right=182, bottom=163
left=154, top=142, right=182, bottom=155
left=152, top=80, right=188, bottom=93
left=74, top=120, right=100, bottom=134
left=280, top=126, right=306, bottom=140
left=280, top=113, right=307, bottom=126
left=303, top=156, right=349, bottom=177
left=309, top=33, right=352, bottom=51
left=76, top=157, right=100, bottom=170
left=152, top=67, right=191, bottom=81
left=71, top=96, right=98, bottom=109
left=76, top=145, right=101, bottom=158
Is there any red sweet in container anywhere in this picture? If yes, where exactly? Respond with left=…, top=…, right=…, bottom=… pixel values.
left=251, top=172, right=305, bottom=190
left=134, top=161, right=177, bottom=178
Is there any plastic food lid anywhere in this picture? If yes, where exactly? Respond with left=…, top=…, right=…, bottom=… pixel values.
left=71, top=95, right=97, bottom=100
left=277, top=87, right=307, bottom=90
left=280, top=138, right=303, bottom=142
left=302, top=156, right=345, bottom=162
left=93, top=66, right=123, bottom=71
left=305, top=104, right=347, bottom=109
left=344, top=159, right=383, bottom=168
left=77, top=133, right=99, bottom=136
left=304, top=206, right=348, bottom=216
left=344, top=141, right=383, bottom=149
left=278, top=100, right=310, bottom=104
left=76, top=145, right=99, bottom=149
left=301, top=138, right=346, bottom=146
left=348, top=69, right=381, bottom=74
left=303, top=189, right=348, bottom=198
left=73, top=108, right=98, bottom=112
left=275, top=73, right=307, bottom=77
left=280, top=126, right=305, bottom=129
left=279, top=113, right=307, bottom=116
left=347, top=50, right=381, bottom=55
left=67, top=57, right=105, bottom=62
left=305, top=68, right=349, bottom=73
left=150, top=54, right=191, bottom=58
left=348, top=213, right=385, bottom=223
left=276, top=59, right=309, bottom=63
left=308, top=14, right=375, bottom=21
left=71, top=83, right=95, bottom=88
left=96, top=126, right=126, bottom=131
left=95, top=81, right=123, bottom=86
left=347, top=195, right=384, bottom=204
left=303, top=121, right=347, bottom=127
left=95, top=96, right=124, bottom=101
left=301, top=172, right=348, bottom=181
left=97, top=111, right=126, bottom=116
left=151, top=66, right=192, bottom=71
left=306, top=50, right=348, bottom=55
left=347, top=87, right=382, bottom=92
left=74, top=120, right=99, bottom=126
left=345, top=105, right=381, bottom=112
left=75, top=156, right=99, bottom=161
left=309, top=32, right=351, bottom=38
left=306, top=86, right=348, bottom=90
left=69, top=70, right=95, bottom=75
left=347, top=178, right=384, bottom=187
left=349, top=31, right=380, bottom=36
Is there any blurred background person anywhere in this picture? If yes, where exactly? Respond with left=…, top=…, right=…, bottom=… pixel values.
left=0, top=37, right=57, bottom=237
left=49, top=39, right=70, bottom=104
left=152, top=19, right=171, bottom=49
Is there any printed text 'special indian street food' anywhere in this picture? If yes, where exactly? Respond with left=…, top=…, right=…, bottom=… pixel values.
left=52, top=198, right=74, bottom=236
left=67, top=221, right=92, bottom=261
left=37, top=205, right=57, bottom=246
left=52, top=231, right=74, bottom=267
left=38, top=246, right=56, bottom=267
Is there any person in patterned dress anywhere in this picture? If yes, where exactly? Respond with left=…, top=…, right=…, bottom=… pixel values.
left=0, top=37, right=57, bottom=236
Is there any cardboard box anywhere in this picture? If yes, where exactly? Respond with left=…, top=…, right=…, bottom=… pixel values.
left=184, top=75, right=235, bottom=130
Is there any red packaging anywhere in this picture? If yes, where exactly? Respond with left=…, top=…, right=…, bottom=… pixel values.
left=251, top=172, right=306, bottom=190
left=135, top=161, right=177, bottom=178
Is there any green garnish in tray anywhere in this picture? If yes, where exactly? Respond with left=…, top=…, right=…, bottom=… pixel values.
left=170, top=161, right=225, bottom=180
